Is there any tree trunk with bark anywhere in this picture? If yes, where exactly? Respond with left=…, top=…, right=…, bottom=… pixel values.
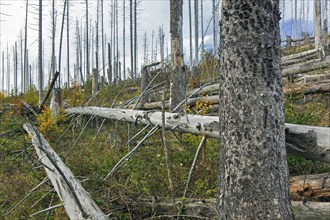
left=169, top=0, right=185, bottom=111
left=314, top=0, right=322, bottom=49
left=218, top=1, right=294, bottom=219
left=38, top=0, right=43, bottom=106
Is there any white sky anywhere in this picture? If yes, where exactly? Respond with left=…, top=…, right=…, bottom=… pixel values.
left=0, top=0, right=329, bottom=93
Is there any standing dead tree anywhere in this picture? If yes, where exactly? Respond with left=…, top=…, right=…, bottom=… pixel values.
left=169, top=0, right=185, bottom=111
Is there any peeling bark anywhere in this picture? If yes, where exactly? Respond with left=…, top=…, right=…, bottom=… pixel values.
left=23, top=123, right=108, bottom=220
left=65, top=107, right=330, bottom=163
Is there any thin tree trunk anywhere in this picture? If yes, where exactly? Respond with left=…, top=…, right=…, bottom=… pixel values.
left=194, top=0, right=199, bottom=65
left=122, top=0, right=126, bottom=80
left=20, top=30, right=23, bottom=93
left=170, top=0, right=185, bottom=111
left=38, top=0, right=43, bottom=106
left=130, top=0, right=133, bottom=78
left=218, top=1, right=294, bottom=218
left=1, top=51, right=4, bottom=93
left=200, top=0, right=204, bottom=54
left=6, top=43, right=10, bottom=95
left=212, top=0, right=218, bottom=55
left=189, top=0, right=193, bottom=67
left=85, top=0, right=90, bottom=81
left=324, top=0, right=328, bottom=34
left=134, top=0, right=137, bottom=78
left=24, top=0, right=28, bottom=93
left=66, top=0, right=70, bottom=88
left=101, top=0, right=105, bottom=84
left=14, top=42, right=18, bottom=96
left=314, top=0, right=322, bottom=49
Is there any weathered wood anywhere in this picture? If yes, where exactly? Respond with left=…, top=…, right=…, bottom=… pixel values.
left=282, top=48, right=321, bottom=62
left=290, top=173, right=330, bottom=202
left=140, top=198, right=330, bottom=220
left=281, top=55, right=320, bottom=66
left=282, top=56, right=330, bottom=77
left=284, top=80, right=330, bottom=95
left=23, top=123, right=108, bottom=220
left=40, top=71, right=60, bottom=109
left=65, top=107, right=330, bottom=163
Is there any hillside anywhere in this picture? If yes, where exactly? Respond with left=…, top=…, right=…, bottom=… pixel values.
left=1, top=40, right=330, bottom=219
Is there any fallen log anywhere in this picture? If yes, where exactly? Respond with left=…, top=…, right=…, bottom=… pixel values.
left=281, top=54, right=320, bottom=66
left=290, top=173, right=330, bottom=202
left=284, top=80, right=330, bottom=95
left=282, top=48, right=321, bottom=63
left=140, top=198, right=330, bottom=220
left=23, top=123, right=108, bottom=220
left=65, top=107, right=330, bottom=163
left=282, top=56, right=330, bottom=77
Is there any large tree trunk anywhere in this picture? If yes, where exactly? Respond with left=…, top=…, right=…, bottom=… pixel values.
left=65, top=107, right=330, bottom=163
left=218, top=1, right=293, bottom=219
left=23, top=123, right=108, bottom=220
left=169, top=0, right=185, bottom=111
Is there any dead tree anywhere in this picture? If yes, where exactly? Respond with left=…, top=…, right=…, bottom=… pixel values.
left=314, top=0, right=322, bottom=49
left=23, top=123, right=108, bottom=220
left=169, top=0, right=185, bottom=111
left=218, top=0, right=293, bottom=218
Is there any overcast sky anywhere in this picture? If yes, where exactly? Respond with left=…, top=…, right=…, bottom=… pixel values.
left=0, top=0, right=329, bottom=93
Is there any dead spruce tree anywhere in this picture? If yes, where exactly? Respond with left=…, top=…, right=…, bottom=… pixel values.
left=169, top=0, right=185, bottom=110
left=217, top=1, right=294, bottom=219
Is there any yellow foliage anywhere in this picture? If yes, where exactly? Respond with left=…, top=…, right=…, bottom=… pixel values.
left=186, top=94, right=213, bottom=115
left=36, top=106, right=62, bottom=139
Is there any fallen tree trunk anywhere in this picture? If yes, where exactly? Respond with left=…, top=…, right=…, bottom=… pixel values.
left=282, top=56, right=330, bottom=77
left=23, top=123, right=108, bottom=220
left=284, top=80, right=330, bottom=95
left=281, top=54, right=320, bottom=66
left=290, top=173, right=330, bottom=202
left=282, top=48, right=321, bottom=63
left=140, top=198, right=330, bottom=219
left=65, top=107, right=330, bottom=163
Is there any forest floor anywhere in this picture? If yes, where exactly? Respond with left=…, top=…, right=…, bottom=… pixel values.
left=0, top=45, right=330, bottom=219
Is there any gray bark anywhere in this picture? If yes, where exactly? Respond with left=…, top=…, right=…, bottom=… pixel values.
left=189, top=0, right=193, bottom=67
left=38, top=0, right=43, bottom=106
left=24, top=0, right=28, bottom=92
left=23, top=123, right=108, bottom=220
left=65, top=107, right=330, bottom=163
left=92, top=68, right=98, bottom=95
left=122, top=0, right=126, bottom=80
left=218, top=0, right=293, bottom=218
left=130, top=0, right=133, bottom=78
left=194, top=0, right=199, bottom=65
left=85, top=0, right=90, bottom=81
left=170, top=0, right=185, bottom=111
left=314, top=0, right=322, bottom=49
left=66, top=0, right=70, bottom=88
left=101, top=0, right=105, bottom=84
